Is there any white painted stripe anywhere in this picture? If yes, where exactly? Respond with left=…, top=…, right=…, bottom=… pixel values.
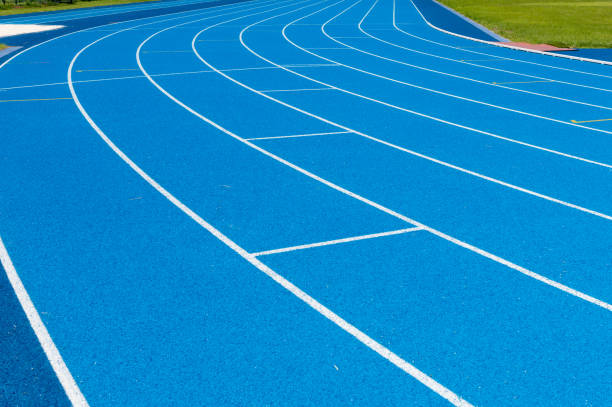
left=264, top=9, right=612, bottom=221
left=305, top=4, right=612, bottom=170
left=361, top=21, right=612, bottom=110
left=400, top=0, right=612, bottom=77
left=67, top=2, right=475, bottom=406
left=334, top=1, right=612, bottom=113
left=252, top=227, right=423, bottom=256
left=0, top=236, right=89, bottom=406
left=261, top=87, right=333, bottom=92
left=429, top=0, right=507, bottom=41
left=0, top=64, right=339, bottom=92
left=388, top=0, right=612, bottom=88
left=0, top=2, right=283, bottom=405
left=246, top=130, right=351, bottom=140
left=340, top=0, right=612, bottom=118
left=0, top=0, right=276, bottom=72
left=186, top=0, right=611, bottom=313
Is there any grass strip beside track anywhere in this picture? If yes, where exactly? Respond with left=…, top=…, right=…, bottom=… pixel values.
left=0, top=0, right=156, bottom=16
left=0, top=43, right=7, bottom=49
left=437, top=0, right=612, bottom=48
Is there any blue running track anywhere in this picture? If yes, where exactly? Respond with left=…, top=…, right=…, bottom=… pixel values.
left=1, top=0, right=611, bottom=405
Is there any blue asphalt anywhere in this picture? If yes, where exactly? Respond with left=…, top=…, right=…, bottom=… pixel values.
left=1, top=0, right=611, bottom=405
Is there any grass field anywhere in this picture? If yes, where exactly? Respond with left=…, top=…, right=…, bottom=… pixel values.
left=437, top=0, right=612, bottom=48
left=0, top=0, right=156, bottom=16
left=0, top=43, right=7, bottom=49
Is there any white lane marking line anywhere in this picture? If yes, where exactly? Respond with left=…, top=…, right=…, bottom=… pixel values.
left=350, top=47, right=612, bottom=114
left=363, top=14, right=612, bottom=111
left=146, top=2, right=472, bottom=404
left=0, top=3, right=281, bottom=405
left=68, top=3, right=474, bottom=407
left=407, top=0, right=612, bottom=68
left=398, top=0, right=612, bottom=87
left=326, top=0, right=612, bottom=118
left=337, top=2, right=612, bottom=113
left=314, top=7, right=612, bottom=167
left=0, top=236, right=89, bottom=406
left=190, top=1, right=611, bottom=312
left=252, top=227, right=423, bottom=256
left=271, top=7, right=612, bottom=221
left=0, top=0, right=276, bottom=73
left=0, top=64, right=341, bottom=91
left=261, top=87, right=333, bottom=92
left=245, top=130, right=351, bottom=140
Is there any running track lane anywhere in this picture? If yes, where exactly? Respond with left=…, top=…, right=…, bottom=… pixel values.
left=1, top=0, right=611, bottom=405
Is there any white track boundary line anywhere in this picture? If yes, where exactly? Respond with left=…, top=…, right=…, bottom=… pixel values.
left=252, top=226, right=423, bottom=256
left=246, top=130, right=352, bottom=140
left=0, top=0, right=268, bottom=72
left=233, top=3, right=612, bottom=220
left=184, top=0, right=612, bottom=313
left=0, top=0, right=287, bottom=402
left=391, top=0, right=612, bottom=88
left=358, top=17, right=612, bottom=111
left=68, top=2, right=476, bottom=406
left=391, top=6, right=612, bottom=92
left=406, top=0, right=612, bottom=67
left=0, top=237, right=89, bottom=406
left=305, top=4, right=612, bottom=168
left=400, top=0, right=612, bottom=76
left=335, top=1, right=612, bottom=112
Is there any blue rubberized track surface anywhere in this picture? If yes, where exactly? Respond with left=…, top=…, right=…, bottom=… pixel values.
left=1, top=0, right=612, bottom=405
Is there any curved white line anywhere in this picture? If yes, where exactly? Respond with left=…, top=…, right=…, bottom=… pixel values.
left=67, top=1, right=476, bottom=406
left=126, top=0, right=612, bottom=315
left=334, top=0, right=612, bottom=111
left=209, top=0, right=612, bottom=223
left=396, top=0, right=612, bottom=77
left=274, top=1, right=612, bottom=171
left=2, top=0, right=226, bottom=25
left=184, top=0, right=612, bottom=312
left=0, top=0, right=264, bottom=72
left=389, top=1, right=612, bottom=93
left=0, top=0, right=284, bottom=403
left=406, top=0, right=612, bottom=67
left=319, top=1, right=612, bottom=126
left=0, top=237, right=89, bottom=406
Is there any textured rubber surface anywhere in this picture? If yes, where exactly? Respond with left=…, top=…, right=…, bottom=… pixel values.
left=1, top=0, right=611, bottom=405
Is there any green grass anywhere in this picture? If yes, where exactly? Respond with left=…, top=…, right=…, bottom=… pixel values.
left=0, top=0, right=157, bottom=16
left=0, top=44, right=7, bottom=50
left=437, top=0, right=612, bottom=48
